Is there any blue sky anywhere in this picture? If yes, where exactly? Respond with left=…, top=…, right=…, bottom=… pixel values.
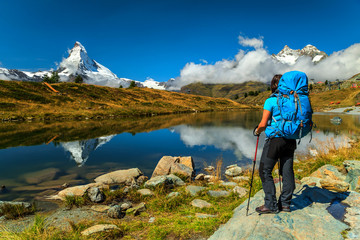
left=0, top=0, right=359, bottom=82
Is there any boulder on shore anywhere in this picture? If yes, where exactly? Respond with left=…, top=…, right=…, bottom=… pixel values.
left=94, top=168, right=143, bottom=185
left=81, top=224, right=120, bottom=236
left=186, top=185, right=206, bottom=196
left=225, top=165, right=242, bottom=177
left=51, top=183, right=106, bottom=200
left=191, top=199, right=212, bottom=208
left=310, top=165, right=346, bottom=181
left=320, top=178, right=350, bottom=193
left=151, top=156, right=194, bottom=178
left=208, top=184, right=349, bottom=240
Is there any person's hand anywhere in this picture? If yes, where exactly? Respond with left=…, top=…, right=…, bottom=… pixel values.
left=253, top=126, right=260, bottom=136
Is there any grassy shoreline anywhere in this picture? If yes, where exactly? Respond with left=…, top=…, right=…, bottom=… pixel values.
left=1, top=139, right=358, bottom=239
left=0, top=80, right=252, bottom=122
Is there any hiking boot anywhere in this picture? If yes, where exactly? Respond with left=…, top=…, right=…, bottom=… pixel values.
left=255, top=205, right=279, bottom=214
left=280, top=206, right=291, bottom=212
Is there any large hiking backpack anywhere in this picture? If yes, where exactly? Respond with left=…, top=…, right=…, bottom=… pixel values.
left=265, top=71, right=313, bottom=141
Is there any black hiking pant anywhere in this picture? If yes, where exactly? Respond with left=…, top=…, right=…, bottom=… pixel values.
left=258, top=137, right=296, bottom=211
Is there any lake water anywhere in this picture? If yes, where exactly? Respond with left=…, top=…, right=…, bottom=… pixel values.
left=0, top=111, right=359, bottom=202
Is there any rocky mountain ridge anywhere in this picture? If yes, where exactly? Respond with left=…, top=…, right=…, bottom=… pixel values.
left=273, top=44, right=328, bottom=65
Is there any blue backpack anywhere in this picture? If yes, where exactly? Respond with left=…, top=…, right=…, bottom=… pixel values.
left=265, top=71, right=313, bottom=142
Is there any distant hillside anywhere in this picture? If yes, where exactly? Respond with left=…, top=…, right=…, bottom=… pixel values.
left=180, top=81, right=270, bottom=100
left=236, top=74, right=360, bottom=110
left=0, top=80, right=252, bottom=121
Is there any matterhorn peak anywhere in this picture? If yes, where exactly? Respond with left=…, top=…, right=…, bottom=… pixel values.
left=60, top=41, right=97, bottom=73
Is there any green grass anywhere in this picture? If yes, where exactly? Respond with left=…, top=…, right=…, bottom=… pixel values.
left=0, top=202, right=37, bottom=219
left=64, top=195, right=89, bottom=209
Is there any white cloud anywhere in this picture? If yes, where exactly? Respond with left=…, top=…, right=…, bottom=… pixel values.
left=169, top=35, right=360, bottom=89
left=238, top=35, right=264, bottom=49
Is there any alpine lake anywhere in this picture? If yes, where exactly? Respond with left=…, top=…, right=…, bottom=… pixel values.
left=0, top=111, right=359, bottom=202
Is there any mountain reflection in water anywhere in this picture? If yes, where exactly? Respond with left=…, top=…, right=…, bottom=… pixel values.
left=61, top=135, right=114, bottom=167
left=0, top=111, right=359, bottom=201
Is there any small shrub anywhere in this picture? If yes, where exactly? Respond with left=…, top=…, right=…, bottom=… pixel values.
left=64, top=195, right=87, bottom=208
left=129, top=81, right=137, bottom=88
left=74, top=75, right=83, bottom=84
left=0, top=202, right=36, bottom=219
left=43, top=72, right=60, bottom=83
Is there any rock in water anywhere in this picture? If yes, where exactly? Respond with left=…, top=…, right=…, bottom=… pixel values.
left=204, top=166, right=215, bottom=172
left=87, top=187, right=104, bottom=203
left=23, top=168, right=60, bottom=184
left=94, top=168, right=143, bottom=185
left=81, top=224, right=119, bottom=236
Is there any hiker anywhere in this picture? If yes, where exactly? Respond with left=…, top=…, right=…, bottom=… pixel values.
left=254, top=74, right=297, bottom=214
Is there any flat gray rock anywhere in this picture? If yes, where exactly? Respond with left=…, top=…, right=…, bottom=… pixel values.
left=186, top=185, right=206, bottom=196
left=137, top=189, right=154, bottom=196
left=207, top=190, right=230, bottom=198
left=209, top=185, right=350, bottom=240
left=221, top=182, right=238, bottom=187
left=195, top=213, right=216, bottom=218
left=144, top=176, right=173, bottom=188
left=167, top=192, right=180, bottom=198
left=81, top=224, right=119, bottom=236
left=191, top=199, right=212, bottom=208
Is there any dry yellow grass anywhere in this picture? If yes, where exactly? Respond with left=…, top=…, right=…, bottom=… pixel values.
left=0, top=80, right=252, bottom=121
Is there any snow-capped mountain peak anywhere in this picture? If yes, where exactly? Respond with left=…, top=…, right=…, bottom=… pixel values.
left=62, top=41, right=98, bottom=72
left=0, top=41, right=166, bottom=89
left=274, top=44, right=328, bottom=65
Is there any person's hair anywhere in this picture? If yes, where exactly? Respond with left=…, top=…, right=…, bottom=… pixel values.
left=271, top=74, right=282, bottom=93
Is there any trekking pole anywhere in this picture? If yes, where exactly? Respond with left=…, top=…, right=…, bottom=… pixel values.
left=246, top=129, right=260, bottom=216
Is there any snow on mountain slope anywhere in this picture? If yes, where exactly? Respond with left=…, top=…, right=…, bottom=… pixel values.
left=142, top=78, right=166, bottom=90
left=0, top=67, right=44, bottom=81
left=61, top=135, right=114, bottom=167
left=273, top=44, right=328, bottom=65
left=58, top=42, right=134, bottom=88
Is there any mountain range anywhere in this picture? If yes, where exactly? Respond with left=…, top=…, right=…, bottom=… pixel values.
left=0, top=42, right=165, bottom=89
left=272, top=44, right=328, bottom=65
left=0, top=43, right=328, bottom=89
